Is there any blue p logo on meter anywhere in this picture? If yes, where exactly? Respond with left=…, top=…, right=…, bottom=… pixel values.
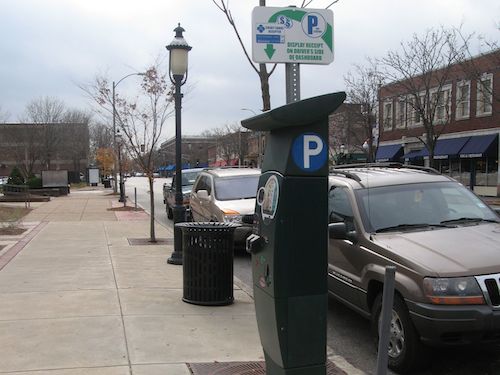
left=292, top=133, right=327, bottom=171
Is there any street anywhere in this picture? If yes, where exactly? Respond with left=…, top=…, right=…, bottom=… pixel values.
left=126, top=176, right=500, bottom=375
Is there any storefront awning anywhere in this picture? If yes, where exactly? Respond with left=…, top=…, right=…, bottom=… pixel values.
left=165, top=165, right=175, bottom=171
left=459, top=134, right=498, bottom=158
left=375, top=144, right=403, bottom=161
left=403, top=149, right=424, bottom=160
left=419, top=137, right=470, bottom=159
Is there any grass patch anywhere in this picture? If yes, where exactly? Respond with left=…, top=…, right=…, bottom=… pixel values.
left=0, top=205, right=32, bottom=222
left=0, top=205, right=31, bottom=236
left=107, top=206, right=144, bottom=212
left=70, top=182, right=88, bottom=189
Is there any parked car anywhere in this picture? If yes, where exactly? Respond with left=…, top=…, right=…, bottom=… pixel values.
left=163, top=168, right=203, bottom=220
left=327, top=164, right=500, bottom=373
left=190, top=167, right=260, bottom=247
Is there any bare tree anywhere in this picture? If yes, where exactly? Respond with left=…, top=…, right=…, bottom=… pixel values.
left=379, top=27, right=471, bottom=167
left=344, top=60, right=385, bottom=161
left=89, top=122, right=114, bottom=164
left=457, top=27, right=500, bottom=116
left=3, top=124, right=43, bottom=179
left=21, top=96, right=67, bottom=169
left=205, top=123, right=246, bottom=165
left=62, top=110, right=91, bottom=177
left=212, top=0, right=277, bottom=111
left=82, top=63, right=174, bottom=242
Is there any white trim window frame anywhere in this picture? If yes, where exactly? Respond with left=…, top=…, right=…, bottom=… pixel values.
left=476, top=73, right=493, bottom=117
left=432, top=84, right=452, bottom=125
left=383, top=99, right=393, bottom=131
left=455, top=80, right=470, bottom=120
left=395, top=97, right=407, bottom=129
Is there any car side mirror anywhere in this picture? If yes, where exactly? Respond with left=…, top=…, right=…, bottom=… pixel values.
left=197, top=190, right=210, bottom=200
left=328, top=222, right=357, bottom=242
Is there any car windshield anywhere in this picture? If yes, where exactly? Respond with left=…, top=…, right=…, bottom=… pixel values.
left=214, top=175, right=259, bottom=201
left=355, top=181, right=499, bottom=233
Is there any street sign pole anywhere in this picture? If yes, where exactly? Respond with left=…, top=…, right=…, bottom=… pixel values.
left=285, top=63, right=300, bottom=104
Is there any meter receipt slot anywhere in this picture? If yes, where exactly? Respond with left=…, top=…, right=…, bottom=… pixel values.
left=242, top=92, right=346, bottom=375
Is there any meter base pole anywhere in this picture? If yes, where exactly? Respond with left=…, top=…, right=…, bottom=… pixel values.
left=285, top=63, right=301, bottom=104
left=264, top=352, right=326, bottom=375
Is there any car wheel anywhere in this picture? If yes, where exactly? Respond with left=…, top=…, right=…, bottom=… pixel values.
left=371, top=293, right=429, bottom=373
left=167, top=205, right=173, bottom=220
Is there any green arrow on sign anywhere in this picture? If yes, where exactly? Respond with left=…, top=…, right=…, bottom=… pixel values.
left=264, top=44, right=276, bottom=59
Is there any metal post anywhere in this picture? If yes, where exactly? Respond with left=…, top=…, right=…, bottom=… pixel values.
left=285, top=63, right=301, bottom=104
left=118, top=141, right=126, bottom=205
left=134, top=187, right=137, bottom=210
left=376, top=266, right=396, bottom=375
left=112, top=82, right=118, bottom=193
left=167, top=75, right=186, bottom=265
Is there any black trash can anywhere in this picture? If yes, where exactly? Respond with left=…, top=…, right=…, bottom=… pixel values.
left=176, top=222, right=238, bottom=306
left=103, top=179, right=111, bottom=188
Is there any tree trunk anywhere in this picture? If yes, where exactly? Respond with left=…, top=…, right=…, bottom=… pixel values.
left=259, top=65, right=271, bottom=111
left=148, top=175, right=156, bottom=242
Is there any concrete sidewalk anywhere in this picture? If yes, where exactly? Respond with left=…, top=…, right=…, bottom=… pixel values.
left=0, top=189, right=359, bottom=374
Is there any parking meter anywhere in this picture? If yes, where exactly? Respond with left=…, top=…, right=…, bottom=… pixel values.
left=241, top=92, right=346, bottom=375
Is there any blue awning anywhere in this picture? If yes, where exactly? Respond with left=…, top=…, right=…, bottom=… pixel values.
left=403, top=149, right=424, bottom=160
left=419, top=137, right=470, bottom=159
left=460, top=134, right=498, bottom=158
left=165, top=165, right=175, bottom=171
left=375, top=144, right=403, bottom=161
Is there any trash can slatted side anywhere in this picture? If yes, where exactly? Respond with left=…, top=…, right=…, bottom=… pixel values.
left=178, top=222, right=237, bottom=306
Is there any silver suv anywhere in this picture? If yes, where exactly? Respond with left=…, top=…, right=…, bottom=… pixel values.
left=190, top=168, right=260, bottom=247
left=327, top=164, right=500, bottom=372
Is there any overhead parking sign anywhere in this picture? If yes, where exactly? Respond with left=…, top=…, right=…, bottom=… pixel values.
left=252, top=7, right=334, bottom=65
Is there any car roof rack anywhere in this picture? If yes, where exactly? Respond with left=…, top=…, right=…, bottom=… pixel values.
left=330, top=162, right=440, bottom=174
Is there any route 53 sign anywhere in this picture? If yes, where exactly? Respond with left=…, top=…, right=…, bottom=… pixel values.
left=252, top=7, right=334, bottom=65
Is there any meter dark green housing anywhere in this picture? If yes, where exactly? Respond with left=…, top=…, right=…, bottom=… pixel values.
left=242, top=92, right=346, bottom=375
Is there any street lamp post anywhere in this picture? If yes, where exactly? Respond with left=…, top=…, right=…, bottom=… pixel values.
left=112, top=72, right=145, bottom=196
left=115, top=129, right=126, bottom=206
left=166, top=23, right=192, bottom=265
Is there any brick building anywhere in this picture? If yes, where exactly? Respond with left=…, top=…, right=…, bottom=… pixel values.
left=376, top=49, right=499, bottom=196
left=158, top=135, right=215, bottom=174
left=0, top=122, right=89, bottom=180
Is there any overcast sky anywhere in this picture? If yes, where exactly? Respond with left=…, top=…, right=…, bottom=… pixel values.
left=0, top=0, right=498, bottom=140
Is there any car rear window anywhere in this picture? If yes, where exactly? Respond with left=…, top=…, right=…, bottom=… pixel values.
left=214, top=175, right=259, bottom=201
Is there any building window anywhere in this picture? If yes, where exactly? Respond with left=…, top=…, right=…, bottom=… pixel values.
left=476, top=73, right=493, bottom=117
left=432, top=85, right=451, bottom=123
left=395, top=98, right=407, bottom=129
left=383, top=101, right=393, bottom=130
left=455, top=80, right=470, bottom=120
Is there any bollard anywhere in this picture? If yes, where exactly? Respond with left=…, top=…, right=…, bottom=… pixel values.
left=376, top=266, right=396, bottom=375
left=134, top=187, right=137, bottom=210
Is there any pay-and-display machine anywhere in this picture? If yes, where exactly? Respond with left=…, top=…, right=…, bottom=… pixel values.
left=241, top=92, right=346, bottom=375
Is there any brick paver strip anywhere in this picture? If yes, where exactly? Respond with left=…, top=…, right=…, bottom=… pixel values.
left=0, top=222, right=48, bottom=271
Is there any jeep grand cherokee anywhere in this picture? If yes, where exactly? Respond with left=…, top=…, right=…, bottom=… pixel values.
left=327, top=164, right=500, bottom=373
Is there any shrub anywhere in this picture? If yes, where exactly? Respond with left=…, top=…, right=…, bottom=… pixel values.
left=26, top=176, right=42, bottom=189
left=7, top=167, right=25, bottom=185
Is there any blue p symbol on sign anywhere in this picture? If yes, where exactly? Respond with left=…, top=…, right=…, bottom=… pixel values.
left=307, top=15, right=318, bottom=34
left=292, top=133, right=327, bottom=171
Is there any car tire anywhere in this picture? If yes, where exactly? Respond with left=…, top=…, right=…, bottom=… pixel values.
left=167, top=205, right=173, bottom=220
left=371, top=293, right=430, bottom=373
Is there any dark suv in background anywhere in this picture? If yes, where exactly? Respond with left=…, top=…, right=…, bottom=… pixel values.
left=327, top=164, right=500, bottom=373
